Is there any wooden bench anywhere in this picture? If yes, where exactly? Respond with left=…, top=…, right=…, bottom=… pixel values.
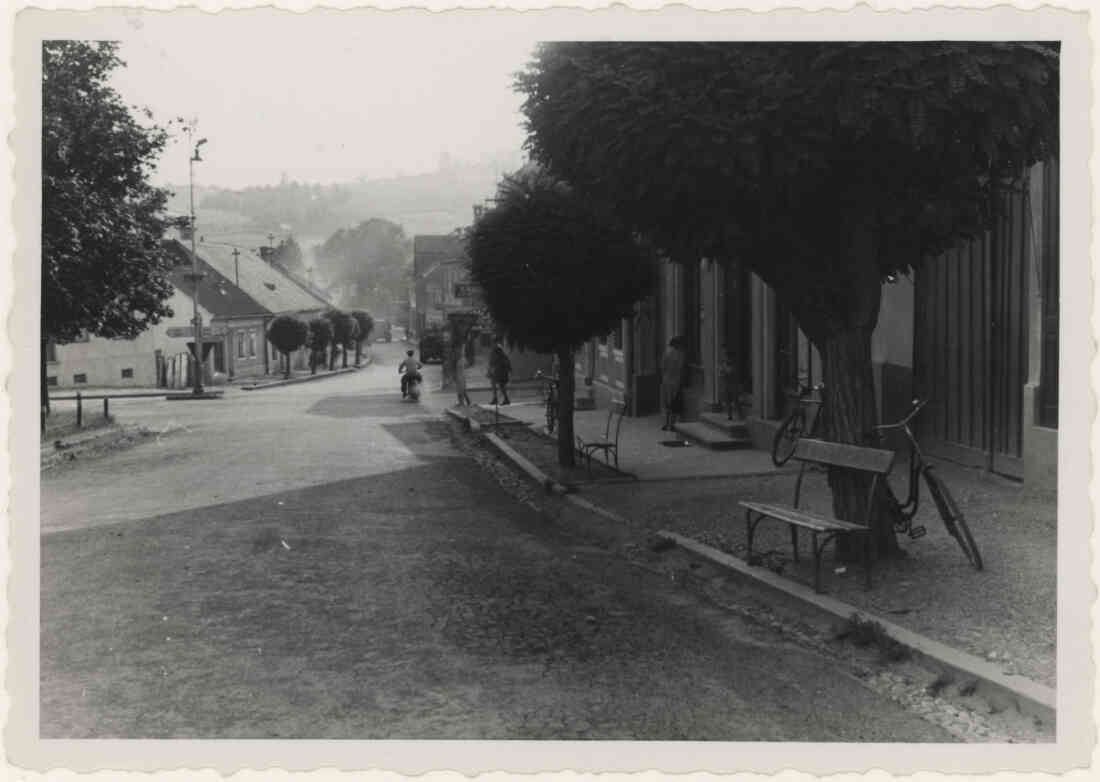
left=575, top=398, right=628, bottom=474
left=739, top=438, right=895, bottom=593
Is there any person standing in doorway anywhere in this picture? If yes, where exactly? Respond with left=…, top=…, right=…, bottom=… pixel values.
left=489, top=342, right=512, bottom=405
left=661, top=336, right=687, bottom=432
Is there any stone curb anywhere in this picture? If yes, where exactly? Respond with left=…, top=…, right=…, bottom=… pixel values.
left=657, top=530, right=1057, bottom=726
left=240, top=359, right=371, bottom=391
left=445, top=406, right=568, bottom=495
left=483, top=432, right=569, bottom=496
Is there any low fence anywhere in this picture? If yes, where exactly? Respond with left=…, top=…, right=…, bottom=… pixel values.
left=44, top=390, right=166, bottom=431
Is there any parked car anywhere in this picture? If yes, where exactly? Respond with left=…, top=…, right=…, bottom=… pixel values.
left=374, top=319, right=392, bottom=342
left=419, top=328, right=445, bottom=363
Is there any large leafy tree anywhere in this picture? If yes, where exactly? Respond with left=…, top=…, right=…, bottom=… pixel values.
left=467, top=166, right=656, bottom=466
left=316, top=218, right=411, bottom=313
left=42, top=41, right=183, bottom=412
left=270, top=235, right=305, bottom=274
left=517, top=42, right=1058, bottom=554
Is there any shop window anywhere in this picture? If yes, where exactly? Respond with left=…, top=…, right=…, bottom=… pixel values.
left=237, top=332, right=246, bottom=358
left=73, top=373, right=87, bottom=384
left=46, top=376, right=57, bottom=386
left=121, top=368, right=133, bottom=379
left=248, top=330, right=256, bottom=358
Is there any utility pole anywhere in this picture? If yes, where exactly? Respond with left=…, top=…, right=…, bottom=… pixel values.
left=186, top=128, right=208, bottom=395
left=232, top=247, right=240, bottom=287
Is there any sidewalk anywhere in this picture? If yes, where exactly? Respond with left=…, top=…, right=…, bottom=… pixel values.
left=447, top=400, right=1058, bottom=705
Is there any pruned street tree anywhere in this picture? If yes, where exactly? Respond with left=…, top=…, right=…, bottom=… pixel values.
left=350, top=310, right=374, bottom=366
left=42, top=41, right=184, bottom=416
left=467, top=166, right=656, bottom=467
left=516, top=42, right=1058, bottom=556
left=323, top=309, right=359, bottom=370
left=307, top=317, right=333, bottom=375
left=267, top=315, right=309, bottom=379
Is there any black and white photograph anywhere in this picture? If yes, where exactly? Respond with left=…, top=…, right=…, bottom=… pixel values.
left=4, top=2, right=1093, bottom=776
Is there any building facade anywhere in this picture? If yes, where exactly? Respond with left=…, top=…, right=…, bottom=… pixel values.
left=573, top=160, right=1059, bottom=489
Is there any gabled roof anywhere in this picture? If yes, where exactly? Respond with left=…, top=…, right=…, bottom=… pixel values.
left=164, top=240, right=268, bottom=319
left=193, top=241, right=330, bottom=315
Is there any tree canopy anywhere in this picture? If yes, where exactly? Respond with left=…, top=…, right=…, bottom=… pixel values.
left=267, top=315, right=309, bottom=378
left=270, top=235, right=305, bottom=274
left=516, top=42, right=1058, bottom=344
left=467, top=166, right=655, bottom=354
left=42, top=40, right=183, bottom=345
left=315, top=218, right=411, bottom=312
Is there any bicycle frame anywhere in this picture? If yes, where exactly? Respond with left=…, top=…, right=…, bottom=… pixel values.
left=875, top=399, right=929, bottom=526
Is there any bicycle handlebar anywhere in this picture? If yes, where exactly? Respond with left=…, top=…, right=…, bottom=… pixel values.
left=874, top=397, right=928, bottom=431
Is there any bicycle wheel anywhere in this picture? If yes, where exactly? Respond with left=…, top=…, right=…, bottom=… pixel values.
left=771, top=410, right=805, bottom=467
left=924, top=467, right=983, bottom=570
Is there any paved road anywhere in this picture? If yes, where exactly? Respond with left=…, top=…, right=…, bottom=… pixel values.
left=41, top=340, right=448, bottom=533
left=40, top=346, right=953, bottom=739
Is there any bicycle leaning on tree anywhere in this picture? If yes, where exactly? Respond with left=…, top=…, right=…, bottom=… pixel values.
left=535, top=370, right=559, bottom=434
left=771, top=383, right=826, bottom=466
left=874, top=398, right=984, bottom=570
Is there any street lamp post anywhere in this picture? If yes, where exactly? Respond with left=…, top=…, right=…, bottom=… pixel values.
left=186, top=131, right=208, bottom=395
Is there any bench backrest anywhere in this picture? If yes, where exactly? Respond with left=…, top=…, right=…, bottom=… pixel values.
left=793, top=438, right=894, bottom=475
left=604, top=398, right=628, bottom=442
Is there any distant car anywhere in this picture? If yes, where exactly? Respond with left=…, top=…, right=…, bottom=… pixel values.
left=419, top=329, right=445, bottom=363
left=374, top=319, right=392, bottom=342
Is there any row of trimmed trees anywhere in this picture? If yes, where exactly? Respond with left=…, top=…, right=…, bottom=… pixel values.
left=266, top=310, right=374, bottom=379
left=468, top=42, right=1058, bottom=560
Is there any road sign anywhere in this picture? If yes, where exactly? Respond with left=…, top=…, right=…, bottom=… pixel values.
left=166, top=324, right=227, bottom=338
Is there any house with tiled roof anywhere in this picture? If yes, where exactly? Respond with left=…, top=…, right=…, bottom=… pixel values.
left=47, top=238, right=334, bottom=390
left=182, top=241, right=331, bottom=379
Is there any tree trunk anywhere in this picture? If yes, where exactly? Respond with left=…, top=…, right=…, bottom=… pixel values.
left=310, top=350, right=317, bottom=375
left=355, top=340, right=361, bottom=367
left=556, top=346, right=576, bottom=468
left=819, top=319, right=902, bottom=561
left=283, top=351, right=291, bottom=379
left=342, top=344, right=349, bottom=369
left=329, top=342, right=336, bottom=371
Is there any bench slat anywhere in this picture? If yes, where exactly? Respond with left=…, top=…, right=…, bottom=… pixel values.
left=793, top=438, right=894, bottom=474
left=739, top=501, right=870, bottom=534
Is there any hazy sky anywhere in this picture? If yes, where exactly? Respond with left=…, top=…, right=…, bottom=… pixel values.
left=107, top=10, right=537, bottom=190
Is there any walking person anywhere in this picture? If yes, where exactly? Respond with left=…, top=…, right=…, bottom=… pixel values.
left=488, top=342, right=512, bottom=405
left=454, top=352, right=471, bottom=407
left=661, top=336, right=687, bottom=431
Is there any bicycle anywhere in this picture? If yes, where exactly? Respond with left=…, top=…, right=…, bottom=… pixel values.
left=874, top=398, right=984, bottom=570
left=771, top=383, right=825, bottom=466
left=535, top=370, right=559, bottom=434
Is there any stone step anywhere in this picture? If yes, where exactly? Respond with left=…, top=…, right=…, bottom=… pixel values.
left=698, top=411, right=752, bottom=438
left=673, top=420, right=754, bottom=451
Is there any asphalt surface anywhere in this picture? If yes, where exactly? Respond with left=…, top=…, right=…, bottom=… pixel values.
left=40, top=341, right=954, bottom=739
